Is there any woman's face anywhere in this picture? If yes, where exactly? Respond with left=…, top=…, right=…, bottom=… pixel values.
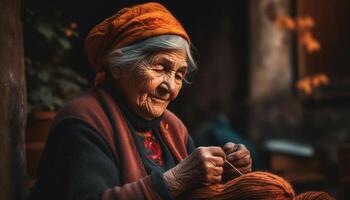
left=113, top=50, right=188, bottom=120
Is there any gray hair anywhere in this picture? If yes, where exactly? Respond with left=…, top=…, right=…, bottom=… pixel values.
left=106, top=35, right=197, bottom=82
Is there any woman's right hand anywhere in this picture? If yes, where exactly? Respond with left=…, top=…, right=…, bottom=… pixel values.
left=163, top=146, right=226, bottom=197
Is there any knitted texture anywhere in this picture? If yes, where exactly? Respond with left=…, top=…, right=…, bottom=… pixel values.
left=296, top=192, right=335, bottom=200
left=188, top=171, right=296, bottom=200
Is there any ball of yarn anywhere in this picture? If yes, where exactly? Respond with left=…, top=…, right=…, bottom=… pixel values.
left=296, top=191, right=335, bottom=200
left=188, top=171, right=296, bottom=200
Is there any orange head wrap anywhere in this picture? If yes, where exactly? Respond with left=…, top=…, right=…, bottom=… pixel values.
left=85, top=2, right=190, bottom=73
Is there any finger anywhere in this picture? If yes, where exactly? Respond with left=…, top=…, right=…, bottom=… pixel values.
left=212, top=166, right=224, bottom=176
left=223, top=142, right=237, bottom=153
left=209, top=175, right=222, bottom=184
left=210, top=156, right=225, bottom=167
left=227, top=147, right=250, bottom=161
left=239, top=163, right=252, bottom=173
left=225, top=146, right=240, bottom=156
left=207, top=146, right=226, bottom=159
left=204, top=170, right=222, bottom=183
left=232, top=156, right=252, bottom=168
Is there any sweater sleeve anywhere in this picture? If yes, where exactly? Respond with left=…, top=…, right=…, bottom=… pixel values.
left=28, top=118, right=170, bottom=200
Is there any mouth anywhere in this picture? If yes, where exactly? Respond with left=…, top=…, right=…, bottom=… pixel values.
left=150, top=95, right=169, bottom=103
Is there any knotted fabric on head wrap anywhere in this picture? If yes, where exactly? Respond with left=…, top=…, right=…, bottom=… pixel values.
left=85, top=2, right=190, bottom=84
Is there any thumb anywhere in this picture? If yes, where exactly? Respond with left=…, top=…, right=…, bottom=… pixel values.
left=223, top=142, right=237, bottom=154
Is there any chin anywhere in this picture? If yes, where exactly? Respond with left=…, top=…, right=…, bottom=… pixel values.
left=148, top=111, right=164, bottom=119
left=142, top=109, right=166, bottom=120
left=139, top=103, right=168, bottom=120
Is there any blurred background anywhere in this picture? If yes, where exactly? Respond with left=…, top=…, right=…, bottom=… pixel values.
left=1, top=0, right=350, bottom=199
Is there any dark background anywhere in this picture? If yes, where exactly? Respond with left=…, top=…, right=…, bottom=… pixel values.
left=21, top=0, right=350, bottom=199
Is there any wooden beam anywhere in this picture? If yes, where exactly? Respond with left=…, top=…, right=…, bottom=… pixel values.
left=0, top=0, right=27, bottom=199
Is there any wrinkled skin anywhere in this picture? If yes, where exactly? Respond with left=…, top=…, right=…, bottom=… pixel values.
left=222, top=142, right=252, bottom=180
left=110, top=49, right=188, bottom=120
left=164, top=143, right=252, bottom=197
left=163, top=147, right=226, bottom=196
left=110, top=49, right=252, bottom=197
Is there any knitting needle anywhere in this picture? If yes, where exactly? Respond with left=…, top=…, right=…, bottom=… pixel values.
left=225, top=159, right=244, bottom=176
left=224, top=144, right=244, bottom=176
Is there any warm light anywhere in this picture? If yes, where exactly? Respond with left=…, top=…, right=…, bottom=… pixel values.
left=64, top=29, right=73, bottom=38
left=70, top=22, right=78, bottom=29
left=297, top=73, right=330, bottom=96
left=300, top=31, right=321, bottom=53
left=296, top=16, right=315, bottom=30
left=275, top=15, right=296, bottom=31
left=274, top=15, right=320, bottom=53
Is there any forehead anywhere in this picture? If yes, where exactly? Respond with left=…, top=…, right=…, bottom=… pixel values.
left=152, top=50, right=188, bottom=65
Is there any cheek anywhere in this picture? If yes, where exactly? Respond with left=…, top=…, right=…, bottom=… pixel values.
left=174, top=83, right=183, bottom=96
left=136, top=72, right=163, bottom=93
left=128, top=71, right=162, bottom=107
left=167, top=82, right=182, bottom=101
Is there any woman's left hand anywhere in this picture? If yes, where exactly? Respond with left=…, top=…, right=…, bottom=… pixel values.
left=222, top=142, right=252, bottom=179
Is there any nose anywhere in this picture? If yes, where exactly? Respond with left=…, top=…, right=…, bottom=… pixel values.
left=159, top=73, right=177, bottom=96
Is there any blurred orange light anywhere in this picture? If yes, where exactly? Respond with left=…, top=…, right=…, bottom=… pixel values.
left=70, top=22, right=78, bottom=29
left=64, top=29, right=73, bottom=38
left=297, top=73, right=330, bottom=96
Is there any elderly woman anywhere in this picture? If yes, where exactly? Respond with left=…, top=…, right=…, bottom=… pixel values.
left=29, top=2, right=252, bottom=200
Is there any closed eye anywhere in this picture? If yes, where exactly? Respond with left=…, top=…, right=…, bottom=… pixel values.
left=175, top=72, right=185, bottom=80
left=176, top=67, right=187, bottom=80
left=152, top=64, right=165, bottom=72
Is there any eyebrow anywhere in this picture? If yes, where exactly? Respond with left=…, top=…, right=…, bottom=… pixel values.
left=178, top=66, right=188, bottom=73
left=159, top=56, right=188, bottom=70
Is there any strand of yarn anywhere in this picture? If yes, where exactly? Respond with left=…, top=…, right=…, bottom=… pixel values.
left=188, top=171, right=296, bottom=200
left=296, top=191, right=335, bottom=200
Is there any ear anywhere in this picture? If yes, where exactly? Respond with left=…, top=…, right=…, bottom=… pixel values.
left=110, top=66, right=122, bottom=79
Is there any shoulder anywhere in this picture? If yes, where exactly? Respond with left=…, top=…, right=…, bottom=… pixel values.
left=53, top=88, right=101, bottom=123
left=51, top=88, right=113, bottom=138
left=52, top=88, right=109, bottom=128
left=162, top=109, right=188, bottom=132
left=45, top=88, right=120, bottom=163
left=161, top=109, right=189, bottom=144
left=160, top=110, right=193, bottom=158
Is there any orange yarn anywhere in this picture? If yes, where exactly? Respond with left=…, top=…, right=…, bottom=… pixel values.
left=296, top=192, right=335, bottom=200
left=85, top=2, right=190, bottom=72
left=188, top=171, right=296, bottom=200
